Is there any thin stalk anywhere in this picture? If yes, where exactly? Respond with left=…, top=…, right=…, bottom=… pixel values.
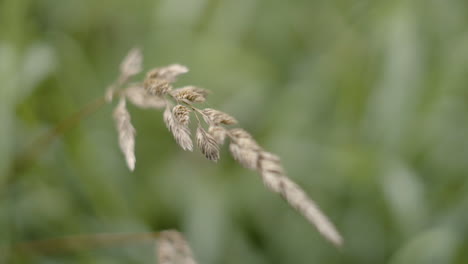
left=11, top=96, right=107, bottom=177
left=10, top=232, right=161, bottom=255
left=10, top=85, right=128, bottom=180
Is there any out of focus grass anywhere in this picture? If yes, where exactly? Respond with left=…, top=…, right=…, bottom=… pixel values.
left=1, top=0, right=468, bottom=263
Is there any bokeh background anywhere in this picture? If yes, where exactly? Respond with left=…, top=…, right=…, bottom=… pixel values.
left=2, top=0, right=468, bottom=263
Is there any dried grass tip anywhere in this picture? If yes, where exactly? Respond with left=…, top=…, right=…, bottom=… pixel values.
left=264, top=176, right=343, bottom=246
left=258, top=153, right=343, bottom=246
left=120, top=48, right=142, bottom=77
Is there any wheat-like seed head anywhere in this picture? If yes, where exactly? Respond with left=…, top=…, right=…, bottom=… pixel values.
left=196, top=126, right=220, bottom=162
left=229, top=143, right=259, bottom=170
left=108, top=49, right=343, bottom=247
left=147, top=64, right=189, bottom=83
left=163, top=105, right=193, bottom=151
left=113, top=98, right=136, bottom=171
left=120, top=48, right=142, bottom=78
left=230, top=128, right=261, bottom=149
left=170, top=86, right=208, bottom=103
left=172, top=105, right=191, bottom=126
left=208, top=126, right=227, bottom=145
left=202, top=108, right=237, bottom=125
left=144, top=78, right=171, bottom=96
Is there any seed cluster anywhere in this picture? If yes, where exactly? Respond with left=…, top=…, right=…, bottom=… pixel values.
left=109, top=48, right=343, bottom=248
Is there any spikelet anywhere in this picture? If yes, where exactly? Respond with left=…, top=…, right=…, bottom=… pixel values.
left=124, top=85, right=166, bottom=109
left=164, top=105, right=193, bottom=151
left=106, top=48, right=143, bottom=102
left=208, top=126, right=226, bottom=145
left=156, top=230, right=198, bottom=264
left=171, top=86, right=208, bottom=103
left=120, top=48, right=142, bottom=78
left=196, top=126, right=220, bottom=162
left=228, top=128, right=261, bottom=170
left=172, top=105, right=191, bottom=126
left=229, top=128, right=261, bottom=150
left=144, top=78, right=171, bottom=96
left=202, top=108, right=237, bottom=125
left=228, top=144, right=258, bottom=170
left=147, top=64, right=189, bottom=83
left=113, top=98, right=136, bottom=171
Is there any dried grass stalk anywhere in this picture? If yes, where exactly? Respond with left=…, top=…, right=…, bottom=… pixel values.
left=196, top=126, right=220, bottom=162
left=164, top=106, right=193, bottom=151
left=107, top=50, right=343, bottom=247
left=113, top=98, right=136, bottom=171
left=156, top=230, right=198, bottom=264
left=124, top=85, right=166, bottom=109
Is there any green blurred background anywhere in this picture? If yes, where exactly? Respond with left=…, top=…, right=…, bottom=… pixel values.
left=2, top=0, right=468, bottom=263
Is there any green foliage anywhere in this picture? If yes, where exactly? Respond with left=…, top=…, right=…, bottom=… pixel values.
left=1, top=0, right=468, bottom=263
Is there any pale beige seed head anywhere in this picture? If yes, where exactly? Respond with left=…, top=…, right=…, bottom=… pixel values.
left=229, top=128, right=253, bottom=139
left=113, top=98, right=136, bottom=171
left=172, top=105, right=191, bottom=126
left=208, top=126, right=226, bottom=145
left=144, top=78, right=171, bottom=96
left=163, top=105, right=175, bottom=132
left=120, top=48, right=142, bottom=77
left=229, top=128, right=261, bottom=150
left=229, top=142, right=259, bottom=170
left=171, top=86, right=208, bottom=103
left=164, top=106, right=193, bottom=151
left=173, top=123, right=193, bottom=152
left=202, top=108, right=237, bottom=125
left=196, top=126, right=220, bottom=162
left=258, top=153, right=284, bottom=175
left=260, top=151, right=281, bottom=163
left=147, top=64, right=189, bottom=83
